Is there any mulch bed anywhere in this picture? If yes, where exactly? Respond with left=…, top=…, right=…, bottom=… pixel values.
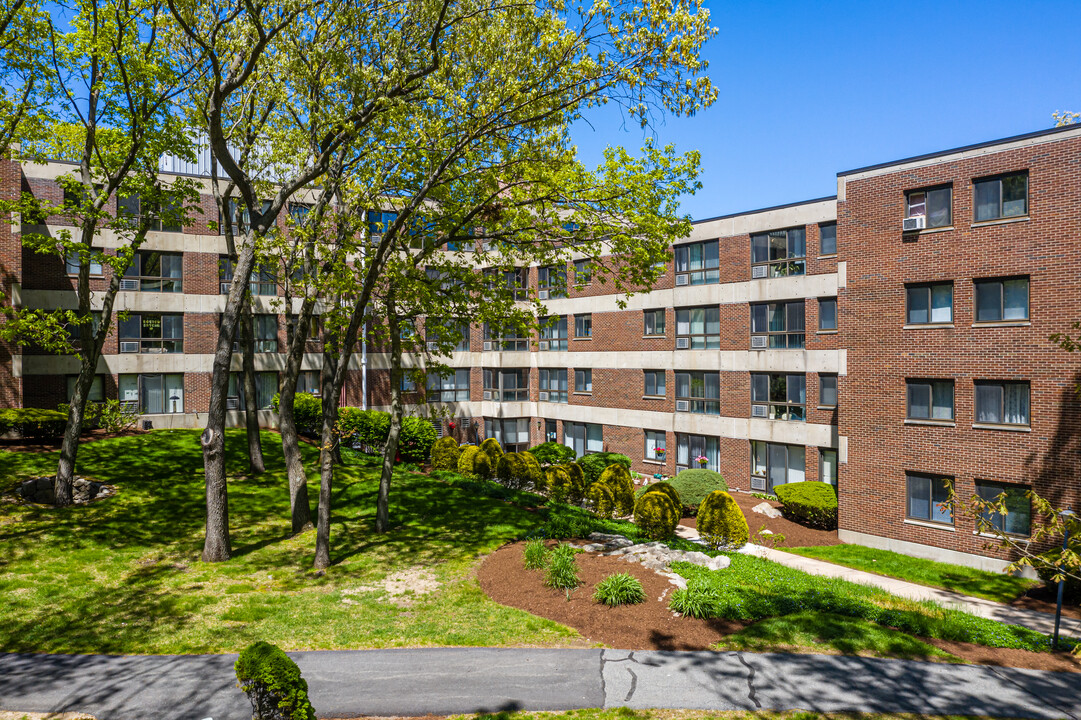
left=477, top=541, right=1081, bottom=673
left=678, top=491, right=842, bottom=548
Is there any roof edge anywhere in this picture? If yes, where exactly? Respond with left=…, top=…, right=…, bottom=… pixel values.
left=692, top=195, right=837, bottom=225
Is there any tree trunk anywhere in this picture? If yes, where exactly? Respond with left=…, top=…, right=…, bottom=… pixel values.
left=321, top=343, right=342, bottom=464
left=376, top=295, right=404, bottom=534
left=279, top=296, right=316, bottom=534
left=313, top=388, right=339, bottom=569
left=54, top=357, right=98, bottom=506
left=239, top=294, right=265, bottom=474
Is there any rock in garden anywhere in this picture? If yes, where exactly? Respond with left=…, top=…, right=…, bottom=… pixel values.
left=751, top=501, right=782, bottom=519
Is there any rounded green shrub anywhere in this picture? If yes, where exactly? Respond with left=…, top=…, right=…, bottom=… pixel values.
left=669, top=469, right=728, bottom=515
left=562, top=462, right=587, bottom=503
left=235, top=641, right=315, bottom=720
left=480, top=437, right=503, bottom=464
left=634, top=491, right=680, bottom=540
left=545, top=466, right=572, bottom=502
left=642, top=481, right=682, bottom=512
left=526, top=442, right=577, bottom=467
left=586, top=481, right=615, bottom=518
left=697, top=490, right=749, bottom=548
left=473, top=451, right=493, bottom=480
left=520, top=451, right=545, bottom=491
left=457, top=445, right=480, bottom=476
left=430, top=436, right=461, bottom=471
left=496, top=452, right=529, bottom=489
left=774, top=481, right=838, bottom=530
left=271, top=392, right=322, bottom=435
left=398, top=416, right=437, bottom=462
left=598, top=463, right=635, bottom=517
left=577, top=452, right=631, bottom=485
left=593, top=572, right=646, bottom=606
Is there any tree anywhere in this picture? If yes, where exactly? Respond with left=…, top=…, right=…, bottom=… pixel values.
left=2, top=0, right=198, bottom=505
left=0, top=0, right=49, bottom=155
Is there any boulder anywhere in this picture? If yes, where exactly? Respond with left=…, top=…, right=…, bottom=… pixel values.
left=751, top=501, right=782, bottom=519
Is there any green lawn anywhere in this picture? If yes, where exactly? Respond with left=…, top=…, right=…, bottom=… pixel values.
left=784, top=545, right=1039, bottom=604
left=0, top=430, right=576, bottom=654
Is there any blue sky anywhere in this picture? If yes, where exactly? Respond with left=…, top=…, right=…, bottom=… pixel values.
left=570, top=0, right=1081, bottom=221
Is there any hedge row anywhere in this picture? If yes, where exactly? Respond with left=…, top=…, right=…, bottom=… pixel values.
left=0, top=408, right=68, bottom=438
left=774, top=481, right=838, bottom=530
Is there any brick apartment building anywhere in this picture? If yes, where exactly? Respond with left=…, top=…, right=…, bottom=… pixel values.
left=2, top=124, right=1080, bottom=571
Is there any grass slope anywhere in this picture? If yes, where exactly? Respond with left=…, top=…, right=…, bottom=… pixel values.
left=784, top=545, right=1038, bottom=604
left=0, top=430, right=575, bottom=654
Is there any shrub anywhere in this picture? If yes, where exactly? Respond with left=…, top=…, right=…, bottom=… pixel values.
left=593, top=573, right=646, bottom=606
left=669, top=469, right=728, bottom=515
left=271, top=392, right=322, bottom=435
left=519, top=451, right=545, bottom=491
left=562, top=462, right=587, bottom=504
left=430, top=436, right=461, bottom=471
left=336, top=407, right=389, bottom=449
left=523, top=539, right=548, bottom=570
left=697, top=490, right=749, bottom=548
left=634, top=491, right=680, bottom=540
left=586, top=482, right=615, bottom=518
left=473, top=451, right=493, bottom=480
left=496, top=452, right=529, bottom=490
left=457, top=445, right=480, bottom=476
left=1035, top=553, right=1081, bottom=603
left=527, top=442, right=577, bottom=467
left=234, top=641, right=315, bottom=720
left=598, top=464, right=635, bottom=517
left=545, top=544, right=581, bottom=592
left=775, top=481, right=838, bottom=530
left=480, top=437, right=503, bottom=464
left=642, top=481, right=682, bottom=511
left=668, top=579, right=721, bottom=619
left=545, top=466, right=573, bottom=503
left=577, top=452, right=631, bottom=485
left=0, top=408, right=67, bottom=438
left=398, top=417, right=437, bottom=462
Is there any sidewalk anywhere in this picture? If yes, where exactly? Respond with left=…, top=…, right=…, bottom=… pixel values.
left=675, top=525, right=1081, bottom=637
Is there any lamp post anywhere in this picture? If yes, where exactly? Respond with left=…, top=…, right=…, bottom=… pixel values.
left=1053, top=508, right=1076, bottom=651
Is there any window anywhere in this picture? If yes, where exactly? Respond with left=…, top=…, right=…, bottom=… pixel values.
left=485, top=417, right=530, bottom=453
left=424, top=318, right=469, bottom=352
left=974, top=172, right=1028, bottom=221
left=297, top=370, right=321, bottom=396
left=751, top=373, right=806, bottom=421
left=65, top=249, right=103, bottom=276
left=674, top=239, right=719, bottom=285
left=675, top=306, right=720, bottom=349
left=905, top=186, right=952, bottom=228
left=545, top=419, right=558, bottom=443
left=676, top=433, right=719, bottom=472
left=118, top=313, right=183, bottom=353
left=226, top=372, right=278, bottom=410
left=975, top=381, right=1030, bottom=426
left=66, top=311, right=101, bottom=348
left=222, top=199, right=272, bottom=236
left=366, top=210, right=398, bottom=241
left=254, top=315, right=278, bottom=353
left=426, top=369, right=470, bottom=402
left=119, top=193, right=181, bottom=232
left=751, top=301, right=805, bottom=348
left=751, top=441, right=805, bottom=492
left=574, top=368, right=592, bottom=393
left=124, top=251, right=182, bottom=292
left=539, top=368, right=568, bottom=403
left=751, top=227, right=806, bottom=278
left=287, top=202, right=311, bottom=225
left=644, top=309, right=665, bottom=336
left=219, top=257, right=276, bottom=296
left=906, top=282, right=953, bottom=325
left=66, top=375, right=104, bottom=403
left=644, top=370, right=665, bottom=397
left=487, top=267, right=527, bottom=301
left=906, top=472, right=952, bottom=524
left=564, top=421, right=602, bottom=458
left=538, top=265, right=567, bottom=298
left=675, top=371, right=720, bottom=415
left=819, top=222, right=837, bottom=256
left=483, top=368, right=528, bottom=401
left=819, top=374, right=838, bottom=407
left=819, top=297, right=837, bottom=331
left=119, top=373, right=185, bottom=414
left=906, top=380, right=954, bottom=421
left=573, top=259, right=592, bottom=286
left=644, top=430, right=667, bottom=462
left=483, top=322, right=528, bottom=351
left=974, top=277, right=1029, bottom=323
left=820, top=449, right=837, bottom=486
left=400, top=374, right=416, bottom=392
left=976, top=481, right=1031, bottom=536
left=287, top=316, right=321, bottom=345
left=574, top=313, right=592, bottom=338
left=539, top=315, right=568, bottom=350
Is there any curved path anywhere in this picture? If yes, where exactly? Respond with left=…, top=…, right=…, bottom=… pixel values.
left=2, top=648, right=1079, bottom=720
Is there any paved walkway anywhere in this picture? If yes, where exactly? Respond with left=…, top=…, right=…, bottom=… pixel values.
left=675, top=525, right=1081, bottom=637
left=2, top=648, right=1079, bottom=720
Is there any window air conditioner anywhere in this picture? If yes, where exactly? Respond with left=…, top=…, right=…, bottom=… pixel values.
left=675, top=399, right=690, bottom=412
left=426, top=341, right=438, bottom=351
left=675, top=337, right=690, bottom=350
left=483, top=390, right=493, bottom=400
left=538, top=289, right=549, bottom=300
left=751, top=265, right=768, bottom=279
left=119, top=278, right=139, bottom=291
left=119, top=341, right=139, bottom=353
left=538, top=340, right=549, bottom=351
left=226, top=398, right=240, bottom=410
left=219, top=282, right=231, bottom=294
left=750, top=335, right=768, bottom=349
left=751, top=404, right=769, bottom=418
left=482, top=341, right=492, bottom=351
left=903, top=216, right=926, bottom=232
left=675, top=274, right=689, bottom=286
left=750, top=475, right=766, bottom=491
left=538, top=391, right=549, bottom=402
